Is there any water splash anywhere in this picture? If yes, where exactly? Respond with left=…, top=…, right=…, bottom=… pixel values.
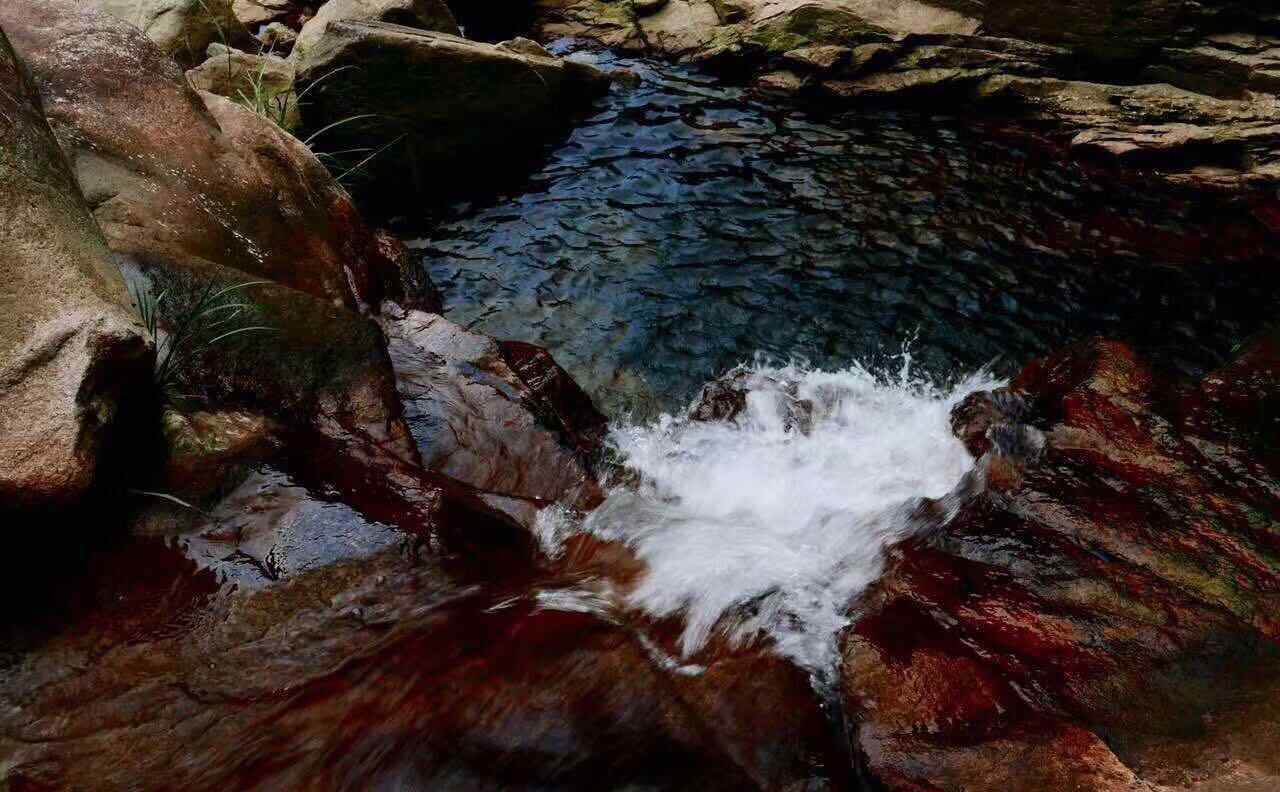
left=562, top=356, right=1000, bottom=677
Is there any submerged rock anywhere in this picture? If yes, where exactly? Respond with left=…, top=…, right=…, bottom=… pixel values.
left=842, top=335, right=1280, bottom=791
left=0, top=29, right=150, bottom=509
left=292, top=20, right=611, bottom=205
left=0, top=0, right=416, bottom=310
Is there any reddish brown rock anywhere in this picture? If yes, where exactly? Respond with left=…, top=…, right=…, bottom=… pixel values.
left=380, top=306, right=607, bottom=515
left=842, top=335, right=1280, bottom=792
left=0, top=0, right=413, bottom=311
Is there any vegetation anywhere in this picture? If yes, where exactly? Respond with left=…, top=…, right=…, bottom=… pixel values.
left=132, top=279, right=273, bottom=398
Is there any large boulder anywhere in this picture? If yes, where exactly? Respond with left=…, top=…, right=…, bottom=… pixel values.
left=88, top=0, right=252, bottom=64
left=290, top=0, right=461, bottom=69
left=0, top=29, right=149, bottom=509
left=0, top=0, right=419, bottom=311
left=841, top=336, right=1280, bottom=791
left=292, top=21, right=611, bottom=205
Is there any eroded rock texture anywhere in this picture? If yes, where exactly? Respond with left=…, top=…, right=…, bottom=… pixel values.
left=843, top=335, right=1280, bottom=791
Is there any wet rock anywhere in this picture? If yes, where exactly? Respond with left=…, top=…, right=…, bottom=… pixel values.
left=841, top=336, right=1280, bottom=791
left=185, top=43, right=298, bottom=130
left=159, top=407, right=280, bottom=501
left=0, top=28, right=150, bottom=508
left=0, top=0, right=410, bottom=310
left=381, top=306, right=607, bottom=514
left=87, top=0, right=253, bottom=64
left=290, top=0, right=460, bottom=71
left=291, top=20, right=611, bottom=205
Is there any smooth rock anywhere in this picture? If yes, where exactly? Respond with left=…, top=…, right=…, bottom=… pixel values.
left=290, top=0, right=461, bottom=71
left=0, top=0, right=416, bottom=310
left=291, top=21, right=611, bottom=205
left=0, top=28, right=150, bottom=509
left=88, top=0, right=251, bottom=64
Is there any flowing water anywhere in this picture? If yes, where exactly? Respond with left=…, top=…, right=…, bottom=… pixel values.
left=412, top=47, right=1280, bottom=673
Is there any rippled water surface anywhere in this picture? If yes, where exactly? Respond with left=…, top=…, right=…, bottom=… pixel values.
left=413, top=47, right=1279, bottom=417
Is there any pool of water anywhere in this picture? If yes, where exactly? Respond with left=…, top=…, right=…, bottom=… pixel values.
left=411, top=46, right=1279, bottom=418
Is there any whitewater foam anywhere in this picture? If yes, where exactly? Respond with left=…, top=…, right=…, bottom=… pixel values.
left=543, top=357, right=1000, bottom=677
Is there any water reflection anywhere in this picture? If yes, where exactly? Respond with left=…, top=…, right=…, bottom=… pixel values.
left=413, top=47, right=1279, bottom=418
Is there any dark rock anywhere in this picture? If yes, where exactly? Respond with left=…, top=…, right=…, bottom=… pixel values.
left=292, top=20, right=611, bottom=206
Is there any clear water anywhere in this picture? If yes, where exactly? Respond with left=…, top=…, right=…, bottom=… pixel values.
left=412, top=48, right=1279, bottom=671
left=412, top=47, right=1278, bottom=420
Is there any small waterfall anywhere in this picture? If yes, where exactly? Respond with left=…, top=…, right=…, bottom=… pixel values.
left=543, top=356, right=1000, bottom=677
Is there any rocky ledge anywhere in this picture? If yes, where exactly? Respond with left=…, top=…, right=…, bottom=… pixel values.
left=535, top=0, right=1280, bottom=199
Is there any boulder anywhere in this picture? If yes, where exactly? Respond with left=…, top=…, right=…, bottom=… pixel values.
left=291, top=0, right=460, bottom=70
left=0, top=0, right=421, bottom=311
left=88, top=0, right=252, bottom=64
left=381, top=306, right=607, bottom=515
left=232, top=0, right=295, bottom=28
left=185, top=43, right=299, bottom=130
left=841, top=336, right=1280, bottom=791
left=291, top=21, right=611, bottom=204
left=0, top=28, right=150, bottom=509
left=128, top=254, right=417, bottom=468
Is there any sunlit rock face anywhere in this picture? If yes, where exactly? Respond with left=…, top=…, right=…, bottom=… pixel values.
left=0, top=28, right=150, bottom=509
left=842, top=335, right=1280, bottom=791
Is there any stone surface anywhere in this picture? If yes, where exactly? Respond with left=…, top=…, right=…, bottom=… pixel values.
left=185, top=43, right=298, bottom=129
left=381, top=306, right=607, bottom=514
left=533, top=0, right=1280, bottom=192
left=89, top=0, right=251, bottom=64
left=291, top=20, right=611, bottom=205
left=841, top=335, right=1280, bottom=791
left=290, top=0, right=460, bottom=70
left=0, top=0, right=411, bottom=310
left=232, top=0, right=295, bottom=28
left=0, top=28, right=150, bottom=509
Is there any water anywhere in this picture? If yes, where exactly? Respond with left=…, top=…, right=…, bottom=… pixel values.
left=413, top=46, right=1279, bottom=419
left=412, top=48, right=1280, bottom=672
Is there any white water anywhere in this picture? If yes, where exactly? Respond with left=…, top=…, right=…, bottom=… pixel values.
left=543, top=356, right=999, bottom=677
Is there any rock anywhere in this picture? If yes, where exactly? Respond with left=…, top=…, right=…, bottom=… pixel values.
left=533, top=0, right=1280, bottom=193
left=0, top=0, right=416, bottom=310
left=841, top=336, right=1280, bottom=791
left=291, top=21, right=611, bottom=205
left=233, top=0, right=295, bottom=28
left=185, top=43, right=299, bottom=129
left=381, top=306, right=607, bottom=514
left=88, top=0, right=252, bottom=65
left=290, top=0, right=461, bottom=70
left=159, top=407, right=279, bottom=501
left=130, top=255, right=417, bottom=467
left=0, top=28, right=150, bottom=509
left=258, top=20, right=299, bottom=53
